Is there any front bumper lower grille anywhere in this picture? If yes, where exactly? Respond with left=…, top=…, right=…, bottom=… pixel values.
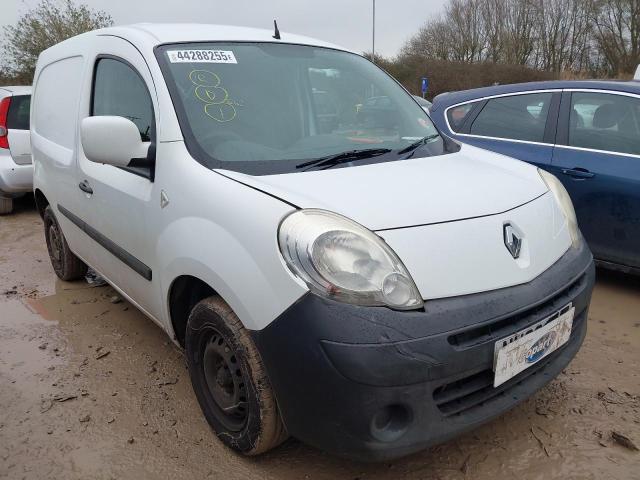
left=433, top=307, right=587, bottom=417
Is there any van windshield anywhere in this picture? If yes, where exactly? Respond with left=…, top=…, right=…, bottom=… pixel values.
left=157, top=42, right=445, bottom=175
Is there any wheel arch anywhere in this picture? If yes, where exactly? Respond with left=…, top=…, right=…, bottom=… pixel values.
left=167, top=274, right=219, bottom=347
left=34, top=188, right=49, bottom=218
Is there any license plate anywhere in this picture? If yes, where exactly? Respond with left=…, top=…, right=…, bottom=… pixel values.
left=493, top=304, right=574, bottom=387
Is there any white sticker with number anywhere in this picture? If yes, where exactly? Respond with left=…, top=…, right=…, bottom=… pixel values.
left=167, top=50, right=237, bottom=64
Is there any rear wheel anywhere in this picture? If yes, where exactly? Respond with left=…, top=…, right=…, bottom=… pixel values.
left=43, top=206, right=88, bottom=281
left=0, top=197, right=13, bottom=215
left=185, top=296, right=287, bottom=455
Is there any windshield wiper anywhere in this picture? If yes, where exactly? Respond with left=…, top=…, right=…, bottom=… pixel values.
left=397, top=134, right=441, bottom=158
left=296, top=148, right=392, bottom=171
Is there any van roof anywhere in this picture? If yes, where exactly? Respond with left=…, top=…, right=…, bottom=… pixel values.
left=63, top=23, right=351, bottom=54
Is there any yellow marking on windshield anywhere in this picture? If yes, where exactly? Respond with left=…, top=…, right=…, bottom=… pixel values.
left=189, top=69, right=239, bottom=123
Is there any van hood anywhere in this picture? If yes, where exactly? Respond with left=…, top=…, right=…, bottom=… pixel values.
left=216, top=143, right=548, bottom=231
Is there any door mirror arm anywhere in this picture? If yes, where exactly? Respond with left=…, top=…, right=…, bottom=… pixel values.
left=128, top=142, right=155, bottom=168
left=127, top=142, right=156, bottom=181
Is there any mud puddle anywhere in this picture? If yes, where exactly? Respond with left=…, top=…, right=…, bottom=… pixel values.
left=1, top=196, right=638, bottom=479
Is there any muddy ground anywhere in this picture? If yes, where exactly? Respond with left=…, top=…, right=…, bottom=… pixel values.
left=0, top=195, right=638, bottom=480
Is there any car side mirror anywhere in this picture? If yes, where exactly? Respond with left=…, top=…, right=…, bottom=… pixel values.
left=81, top=116, right=149, bottom=167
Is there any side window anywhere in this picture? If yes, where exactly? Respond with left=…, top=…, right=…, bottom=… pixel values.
left=569, top=92, right=640, bottom=156
left=7, top=95, right=31, bottom=130
left=92, top=58, right=153, bottom=141
left=470, top=93, right=553, bottom=142
left=447, top=102, right=476, bottom=132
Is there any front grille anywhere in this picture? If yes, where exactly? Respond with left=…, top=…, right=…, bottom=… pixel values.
left=433, top=311, right=585, bottom=417
left=447, top=271, right=587, bottom=350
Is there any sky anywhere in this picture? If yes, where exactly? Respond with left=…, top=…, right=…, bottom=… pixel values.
left=3, top=0, right=446, bottom=58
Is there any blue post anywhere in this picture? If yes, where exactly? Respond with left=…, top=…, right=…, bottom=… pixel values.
left=421, top=77, right=428, bottom=99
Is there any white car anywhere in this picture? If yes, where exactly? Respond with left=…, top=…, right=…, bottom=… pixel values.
left=0, top=86, right=32, bottom=214
left=31, top=24, right=595, bottom=461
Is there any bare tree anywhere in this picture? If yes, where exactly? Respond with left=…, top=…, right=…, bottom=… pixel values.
left=446, top=0, right=486, bottom=62
left=402, top=16, right=455, bottom=60
left=481, top=0, right=508, bottom=62
left=1, top=0, right=113, bottom=84
left=500, top=0, right=539, bottom=65
left=591, top=0, right=640, bottom=75
left=535, top=0, right=594, bottom=72
left=401, top=0, right=639, bottom=77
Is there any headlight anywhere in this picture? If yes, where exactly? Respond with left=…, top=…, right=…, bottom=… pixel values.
left=538, top=169, right=580, bottom=247
left=278, top=209, right=423, bottom=310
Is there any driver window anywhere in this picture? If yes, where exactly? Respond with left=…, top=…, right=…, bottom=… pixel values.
left=92, top=58, right=154, bottom=142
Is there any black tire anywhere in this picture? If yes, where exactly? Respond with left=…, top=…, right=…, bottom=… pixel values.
left=185, top=296, right=288, bottom=455
left=0, top=197, right=13, bottom=215
left=43, top=205, right=88, bottom=281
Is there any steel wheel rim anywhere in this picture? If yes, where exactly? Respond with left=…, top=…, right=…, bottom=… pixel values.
left=201, top=329, right=248, bottom=432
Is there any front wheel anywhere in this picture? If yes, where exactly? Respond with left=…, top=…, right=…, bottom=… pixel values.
left=185, top=296, right=287, bottom=455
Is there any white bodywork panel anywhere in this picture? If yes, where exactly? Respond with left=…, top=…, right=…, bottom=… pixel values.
left=32, top=55, right=88, bottom=252
left=0, top=150, right=33, bottom=193
left=152, top=144, right=307, bottom=330
left=71, top=36, right=159, bottom=319
left=8, top=128, right=31, bottom=166
left=32, top=24, right=570, bottom=335
left=218, top=143, right=548, bottom=231
left=379, top=192, right=571, bottom=300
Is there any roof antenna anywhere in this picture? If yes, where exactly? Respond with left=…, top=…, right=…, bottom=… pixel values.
left=273, top=19, right=281, bottom=40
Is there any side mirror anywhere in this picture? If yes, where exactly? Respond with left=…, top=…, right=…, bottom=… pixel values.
left=81, top=116, right=149, bottom=167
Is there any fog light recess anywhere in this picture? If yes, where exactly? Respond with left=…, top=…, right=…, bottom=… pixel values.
left=369, top=404, right=412, bottom=443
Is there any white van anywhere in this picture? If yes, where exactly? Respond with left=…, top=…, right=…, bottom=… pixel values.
left=32, top=24, right=595, bottom=461
left=0, top=86, right=32, bottom=214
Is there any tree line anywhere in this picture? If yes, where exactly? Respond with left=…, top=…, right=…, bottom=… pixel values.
left=401, top=0, right=639, bottom=77
left=1, top=0, right=637, bottom=95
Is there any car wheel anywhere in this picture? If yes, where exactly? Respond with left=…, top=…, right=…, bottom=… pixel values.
left=43, top=205, right=88, bottom=281
left=185, top=296, right=288, bottom=455
left=0, top=197, right=13, bottom=215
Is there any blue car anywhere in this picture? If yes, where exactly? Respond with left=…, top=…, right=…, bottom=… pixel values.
left=431, top=80, right=640, bottom=273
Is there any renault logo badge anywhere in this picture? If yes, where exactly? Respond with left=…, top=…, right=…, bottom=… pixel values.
left=503, top=223, right=522, bottom=259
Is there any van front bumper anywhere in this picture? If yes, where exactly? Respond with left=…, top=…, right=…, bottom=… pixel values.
left=0, top=154, right=33, bottom=195
left=252, top=241, right=595, bottom=461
